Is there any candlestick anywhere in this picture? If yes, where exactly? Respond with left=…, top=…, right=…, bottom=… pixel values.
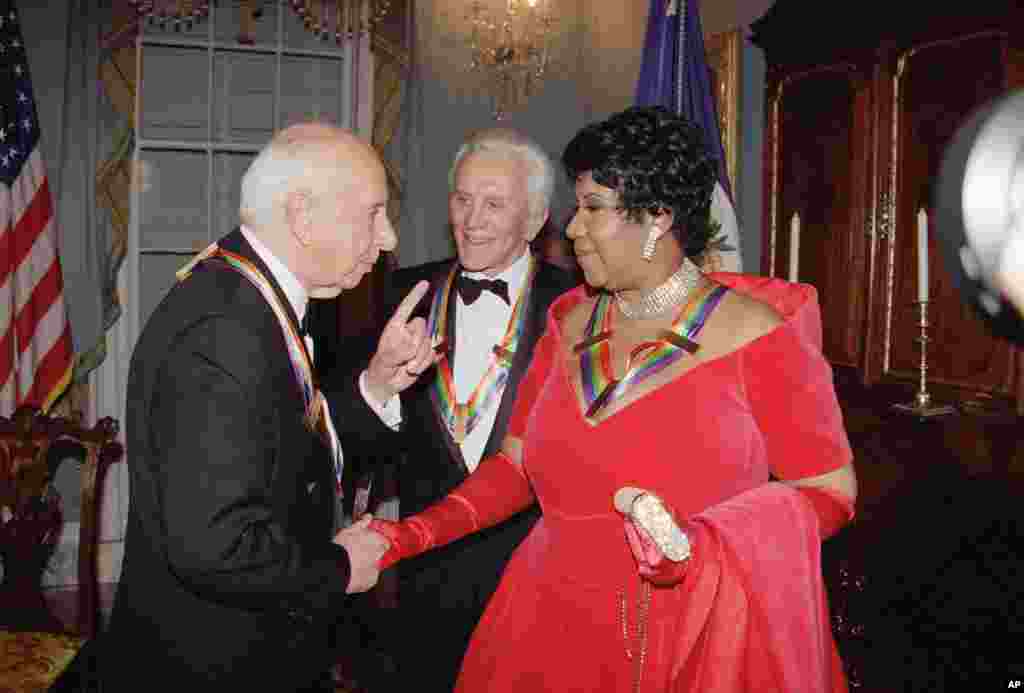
left=892, top=300, right=955, bottom=418
left=917, top=208, right=929, bottom=303
left=789, top=212, right=800, bottom=282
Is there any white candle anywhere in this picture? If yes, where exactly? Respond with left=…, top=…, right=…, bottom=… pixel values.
left=789, top=212, right=800, bottom=282
left=917, top=208, right=929, bottom=303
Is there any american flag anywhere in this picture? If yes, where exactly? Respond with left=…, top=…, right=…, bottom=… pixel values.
left=0, top=2, right=73, bottom=413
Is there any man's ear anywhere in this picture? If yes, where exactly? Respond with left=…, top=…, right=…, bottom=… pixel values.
left=523, top=208, right=550, bottom=242
left=285, top=190, right=315, bottom=246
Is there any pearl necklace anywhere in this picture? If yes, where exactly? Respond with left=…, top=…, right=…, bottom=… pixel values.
left=614, top=258, right=703, bottom=320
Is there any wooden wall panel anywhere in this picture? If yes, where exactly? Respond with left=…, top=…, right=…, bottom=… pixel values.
left=876, top=32, right=1016, bottom=396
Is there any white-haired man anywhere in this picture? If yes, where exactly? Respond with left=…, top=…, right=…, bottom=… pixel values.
left=97, top=123, right=435, bottom=692
left=325, top=128, right=577, bottom=692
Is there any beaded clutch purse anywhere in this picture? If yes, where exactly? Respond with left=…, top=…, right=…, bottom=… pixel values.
left=614, top=487, right=692, bottom=562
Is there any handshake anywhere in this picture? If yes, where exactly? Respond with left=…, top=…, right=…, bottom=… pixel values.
left=332, top=515, right=390, bottom=594
left=331, top=512, right=436, bottom=593
left=334, top=485, right=697, bottom=594
left=331, top=511, right=444, bottom=593
left=333, top=512, right=440, bottom=593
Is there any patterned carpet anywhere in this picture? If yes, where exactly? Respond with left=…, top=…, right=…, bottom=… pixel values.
left=0, top=634, right=376, bottom=693
left=0, top=630, right=83, bottom=693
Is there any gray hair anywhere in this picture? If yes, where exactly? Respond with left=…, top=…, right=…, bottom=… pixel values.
left=448, top=128, right=555, bottom=221
left=239, top=122, right=341, bottom=231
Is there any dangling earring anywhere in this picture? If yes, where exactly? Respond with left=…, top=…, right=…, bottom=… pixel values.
left=641, top=227, right=658, bottom=262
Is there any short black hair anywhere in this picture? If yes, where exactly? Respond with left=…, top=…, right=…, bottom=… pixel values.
left=561, top=105, right=718, bottom=258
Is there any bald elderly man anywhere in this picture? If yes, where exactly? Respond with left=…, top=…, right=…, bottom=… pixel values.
left=96, top=123, right=435, bottom=692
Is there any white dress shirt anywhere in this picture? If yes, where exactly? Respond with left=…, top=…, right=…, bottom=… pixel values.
left=366, top=250, right=531, bottom=470
left=455, top=250, right=531, bottom=470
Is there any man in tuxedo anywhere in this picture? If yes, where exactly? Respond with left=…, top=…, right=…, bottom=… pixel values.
left=334, top=128, right=577, bottom=692
left=98, top=122, right=436, bottom=692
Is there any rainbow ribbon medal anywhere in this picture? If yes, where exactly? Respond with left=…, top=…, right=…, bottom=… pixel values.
left=176, top=244, right=344, bottom=496
left=428, top=257, right=537, bottom=443
left=576, top=282, right=729, bottom=420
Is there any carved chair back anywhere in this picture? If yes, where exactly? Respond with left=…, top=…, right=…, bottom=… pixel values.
left=0, top=405, right=123, bottom=638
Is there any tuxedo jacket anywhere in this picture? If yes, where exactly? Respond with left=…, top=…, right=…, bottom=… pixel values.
left=101, top=230, right=393, bottom=692
left=333, top=255, right=575, bottom=690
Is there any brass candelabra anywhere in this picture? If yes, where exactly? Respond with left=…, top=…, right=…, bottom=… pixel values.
left=892, top=300, right=956, bottom=417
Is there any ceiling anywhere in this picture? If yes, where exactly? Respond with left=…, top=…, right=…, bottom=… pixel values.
left=699, top=0, right=777, bottom=36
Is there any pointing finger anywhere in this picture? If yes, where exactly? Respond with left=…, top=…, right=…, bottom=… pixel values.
left=389, top=280, right=430, bottom=328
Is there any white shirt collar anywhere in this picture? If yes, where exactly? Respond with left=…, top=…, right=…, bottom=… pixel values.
left=461, top=247, right=531, bottom=304
left=240, top=225, right=309, bottom=325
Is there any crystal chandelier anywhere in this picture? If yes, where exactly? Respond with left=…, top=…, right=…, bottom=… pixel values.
left=464, top=0, right=557, bottom=120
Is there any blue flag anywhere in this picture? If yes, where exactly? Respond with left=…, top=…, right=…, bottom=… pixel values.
left=635, top=0, right=742, bottom=270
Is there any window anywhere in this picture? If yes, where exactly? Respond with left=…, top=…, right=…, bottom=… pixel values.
left=76, top=2, right=374, bottom=586
left=132, top=0, right=373, bottom=330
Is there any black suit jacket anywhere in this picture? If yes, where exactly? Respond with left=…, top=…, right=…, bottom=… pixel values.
left=329, top=255, right=575, bottom=691
left=100, top=230, right=393, bottom=691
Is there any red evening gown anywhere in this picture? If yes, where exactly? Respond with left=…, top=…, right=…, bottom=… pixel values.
left=454, top=273, right=851, bottom=693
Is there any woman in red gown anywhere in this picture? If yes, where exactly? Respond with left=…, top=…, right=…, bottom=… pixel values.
left=371, top=106, right=856, bottom=692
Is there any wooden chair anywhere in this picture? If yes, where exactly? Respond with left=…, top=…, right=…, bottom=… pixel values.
left=0, top=405, right=124, bottom=692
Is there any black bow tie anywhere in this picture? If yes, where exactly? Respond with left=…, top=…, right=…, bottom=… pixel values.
left=298, top=311, right=312, bottom=337
left=457, top=275, right=511, bottom=306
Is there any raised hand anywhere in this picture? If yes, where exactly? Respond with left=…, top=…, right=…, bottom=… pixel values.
left=334, top=515, right=388, bottom=593
left=364, top=280, right=438, bottom=403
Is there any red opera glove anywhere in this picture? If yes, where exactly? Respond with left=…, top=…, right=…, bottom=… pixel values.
left=616, top=484, right=856, bottom=588
left=795, top=485, right=855, bottom=539
left=370, top=450, right=534, bottom=570
left=616, top=488, right=694, bottom=587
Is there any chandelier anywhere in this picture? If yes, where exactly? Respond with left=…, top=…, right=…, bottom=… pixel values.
left=464, top=0, right=557, bottom=120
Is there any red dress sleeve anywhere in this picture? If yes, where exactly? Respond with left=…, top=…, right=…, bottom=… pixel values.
left=738, top=283, right=853, bottom=480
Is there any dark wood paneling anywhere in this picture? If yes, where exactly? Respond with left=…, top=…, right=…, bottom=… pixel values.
left=751, top=0, right=1017, bottom=68
left=876, top=32, right=1016, bottom=396
left=770, top=66, right=872, bottom=368
left=761, top=2, right=1024, bottom=406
